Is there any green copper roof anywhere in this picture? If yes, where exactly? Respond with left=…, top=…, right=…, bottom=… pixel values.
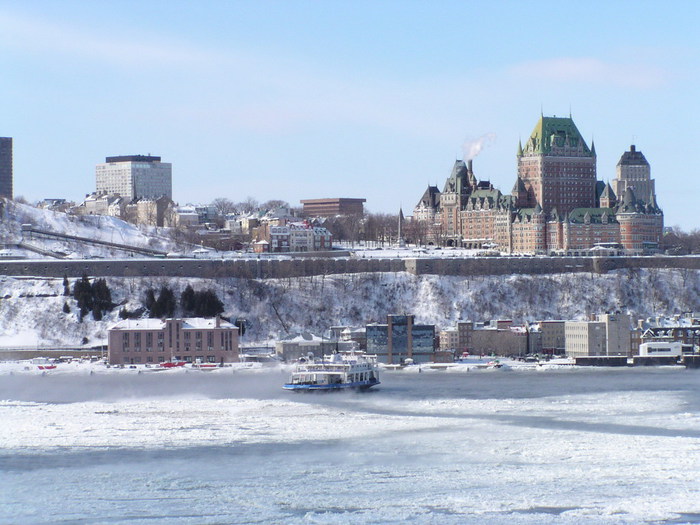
left=567, top=207, right=617, bottom=224
left=522, top=116, right=592, bottom=156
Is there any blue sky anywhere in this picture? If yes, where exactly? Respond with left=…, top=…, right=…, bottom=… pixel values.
left=1, top=1, right=698, bottom=228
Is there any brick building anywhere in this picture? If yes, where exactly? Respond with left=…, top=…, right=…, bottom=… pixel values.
left=108, top=317, right=238, bottom=365
left=412, top=116, right=663, bottom=254
left=300, top=198, right=366, bottom=217
left=255, top=221, right=332, bottom=252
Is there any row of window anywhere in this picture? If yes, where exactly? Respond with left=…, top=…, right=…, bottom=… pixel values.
left=122, top=346, right=234, bottom=353
left=122, top=355, right=219, bottom=364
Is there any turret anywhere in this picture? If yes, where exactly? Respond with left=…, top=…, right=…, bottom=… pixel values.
left=600, top=182, right=616, bottom=208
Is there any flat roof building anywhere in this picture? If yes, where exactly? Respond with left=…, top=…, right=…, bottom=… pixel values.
left=96, top=154, right=172, bottom=200
left=0, top=137, right=12, bottom=199
left=108, top=317, right=238, bottom=365
left=366, top=314, right=435, bottom=364
left=300, top=198, right=366, bottom=217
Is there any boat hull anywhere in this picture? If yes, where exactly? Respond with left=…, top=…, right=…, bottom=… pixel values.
left=283, top=379, right=380, bottom=392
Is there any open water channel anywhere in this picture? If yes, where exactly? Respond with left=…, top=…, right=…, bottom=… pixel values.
left=1, top=366, right=700, bottom=524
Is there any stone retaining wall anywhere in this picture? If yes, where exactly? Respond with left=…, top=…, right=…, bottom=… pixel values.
left=0, top=255, right=699, bottom=280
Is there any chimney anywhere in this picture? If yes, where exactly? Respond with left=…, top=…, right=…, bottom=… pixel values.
left=630, top=145, right=636, bottom=152
left=467, top=159, right=473, bottom=175
left=215, top=315, right=221, bottom=328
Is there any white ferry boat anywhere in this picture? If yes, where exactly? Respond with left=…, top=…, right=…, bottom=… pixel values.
left=283, top=352, right=380, bottom=391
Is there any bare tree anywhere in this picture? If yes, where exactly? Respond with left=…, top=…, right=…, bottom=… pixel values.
left=237, top=196, right=259, bottom=214
left=261, top=199, right=289, bottom=211
left=404, top=218, right=429, bottom=246
left=211, top=198, right=237, bottom=216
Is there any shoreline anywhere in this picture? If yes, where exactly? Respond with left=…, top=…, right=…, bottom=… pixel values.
left=1, top=355, right=692, bottom=377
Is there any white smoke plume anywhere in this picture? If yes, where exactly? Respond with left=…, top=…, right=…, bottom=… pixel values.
left=462, top=133, right=496, bottom=161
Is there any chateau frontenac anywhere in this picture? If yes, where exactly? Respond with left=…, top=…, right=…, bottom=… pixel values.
left=413, top=115, right=663, bottom=254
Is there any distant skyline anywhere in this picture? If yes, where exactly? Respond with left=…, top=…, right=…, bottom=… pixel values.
left=1, top=1, right=699, bottom=229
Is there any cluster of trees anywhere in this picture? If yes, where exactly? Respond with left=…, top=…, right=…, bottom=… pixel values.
left=661, top=227, right=700, bottom=255
left=70, top=275, right=113, bottom=321
left=142, top=285, right=224, bottom=318
left=181, top=285, right=225, bottom=317
left=144, top=286, right=177, bottom=318
left=324, top=212, right=400, bottom=246
left=210, top=197, right=291, bottom=218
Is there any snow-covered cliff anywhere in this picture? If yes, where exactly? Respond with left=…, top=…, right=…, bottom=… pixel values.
left=1, top=268, right=699, bottom=347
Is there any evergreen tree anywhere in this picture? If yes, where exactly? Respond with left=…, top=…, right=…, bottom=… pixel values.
left=62, top=302, right=70, bottom=314
left=73, top=274, right=93, bottom=313
left=119, top=307, right=129, bottom=319
left=92, top=278, right=113, bottom=313
left=194, top=289, right=224, bottom=317
left=181, top=284, right=196, bottom=314
left=92, top=304, right=103, bottom=321
left=144, top=288, right=156, bottom=311
left=159, top=286, right=176, bottom=317
left=150, top=286, right=176, bottom=318
left=79, top=304, right=89, bottom=322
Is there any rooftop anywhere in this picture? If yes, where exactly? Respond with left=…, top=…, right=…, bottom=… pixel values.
left=105, top=155, right=162, bottom=163
left=522, top=116, right=592, bottom=156
left=617, top=145, right=649, bottom=167
left=110, top=317, right=234, bottom=331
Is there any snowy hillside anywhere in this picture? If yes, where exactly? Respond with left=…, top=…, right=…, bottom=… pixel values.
left=0, top=199, right=184, bottom=258
left=1, top=268, right=699, bottom=347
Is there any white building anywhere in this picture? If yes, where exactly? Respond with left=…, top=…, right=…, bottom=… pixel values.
left=639, top=341, right=682, bottom=357
left=565, top=321, right=606, bottom=358
left=96, top=155, right=172, bottom=200
left=267, top=222, right=333, bottom=252
left=565, top=313, right=631, bottom=358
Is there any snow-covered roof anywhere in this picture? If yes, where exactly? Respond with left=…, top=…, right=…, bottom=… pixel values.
left=111, top=319, right=165, bottom=330
left=278, top=332, right=323, bottom=343
left=183, top=318, right=234, bottom=329
left=110, top=318, right=234, bottom=331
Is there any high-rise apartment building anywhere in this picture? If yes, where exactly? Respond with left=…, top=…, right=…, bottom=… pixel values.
left=0, top=137, right=13, bottom=199
left=96, top=155, right=172, bottom=200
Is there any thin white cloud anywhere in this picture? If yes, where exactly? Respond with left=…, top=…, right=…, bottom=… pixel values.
left=508, top=57, right=668, bottom=89
left=0, top=9, right=484, bottom=140
left=0, top=10, right=219, bottom=66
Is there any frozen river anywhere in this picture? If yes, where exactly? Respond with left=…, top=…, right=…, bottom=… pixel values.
left=2, top=366, right=700, bottom=524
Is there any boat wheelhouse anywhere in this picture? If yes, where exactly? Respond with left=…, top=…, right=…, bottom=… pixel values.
left=283, top=352, right=380, bottom=391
